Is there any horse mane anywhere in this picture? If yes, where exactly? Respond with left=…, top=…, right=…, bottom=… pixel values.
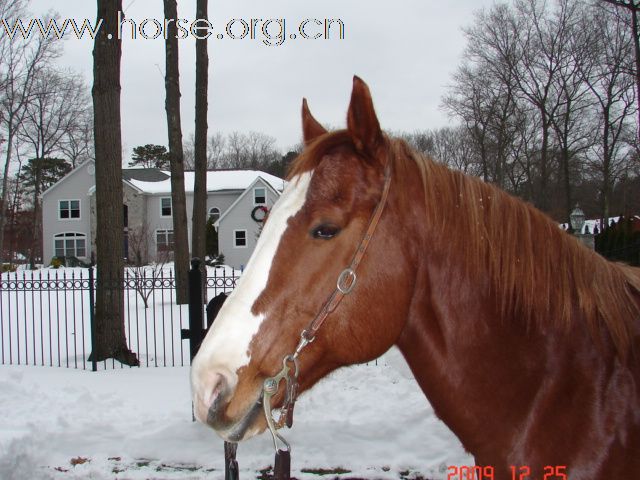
left=289, top=131, right=640, bottom=357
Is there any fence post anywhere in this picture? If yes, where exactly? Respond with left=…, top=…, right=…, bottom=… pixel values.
left=88, top=264, right=97, bottom=372
left=183, top=258, right=205, bottom=363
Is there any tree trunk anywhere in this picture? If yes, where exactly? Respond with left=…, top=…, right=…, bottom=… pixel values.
left=0, top=133, right=14, bottom=265
left=89, top=0, right=138, bottom=366
left=538, top=112, right=551, bottom=213
left=631, top=6, right=640, bottom=145
left=28, top=165, right=41, bottom=269
left=191, top=0, right=209, bottom=269
left=164, top=0, right=190, bottom=304
left=561, top=145, right=573, bottom=224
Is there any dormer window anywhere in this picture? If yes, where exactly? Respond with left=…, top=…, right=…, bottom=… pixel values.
left=254, top=187, right=266, bottom=205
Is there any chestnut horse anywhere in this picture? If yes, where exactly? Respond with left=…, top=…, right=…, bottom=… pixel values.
left=191, top=77, right=640, bottom=479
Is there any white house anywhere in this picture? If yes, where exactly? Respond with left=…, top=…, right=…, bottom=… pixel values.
left=41, top=161, right=284, bottom=269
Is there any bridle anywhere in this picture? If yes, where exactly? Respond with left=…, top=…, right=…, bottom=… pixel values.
left=225, top=161, right=393, bottom=480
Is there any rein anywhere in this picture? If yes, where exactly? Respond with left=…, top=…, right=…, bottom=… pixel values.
left=224, top=163, right=392, bottom=480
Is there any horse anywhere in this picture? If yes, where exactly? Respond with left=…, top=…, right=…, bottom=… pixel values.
left=191, top=76, right=640, bottom=479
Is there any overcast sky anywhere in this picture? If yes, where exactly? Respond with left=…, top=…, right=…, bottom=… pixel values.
left=28, top=0, right=497, bottom=157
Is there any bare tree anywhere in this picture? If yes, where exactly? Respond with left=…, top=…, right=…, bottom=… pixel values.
left=183, top=132, right=226, bottom=170
left=207, top=133, right=226, bottom=168
left=508, top=0, right=576, bottom=212
left=548, top=1, right=596, bottom=221
left=163, top=0, right=189, bottom=304
left=58, top=108, right=94, bottom=167
left=127, top=221, right=168, bottom=309
left=224, top=131, right=247, bottom=168
left=192, top=0, right=209, bottom=266
left=581, top=2, right=637, bottom=220
left=0, top=0, right=59, bottom=264
left=20, top=69, right=90, bottom=161
left=443, top=3, right=530, bottom=192
left=601, top=0, right=640, bottom=144
left=221, top=131, right=279, bottom=169
left=90, top=0, right=138, bottom=366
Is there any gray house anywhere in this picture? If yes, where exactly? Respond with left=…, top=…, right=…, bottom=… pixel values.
left=42, top=161, right=284, bottom=269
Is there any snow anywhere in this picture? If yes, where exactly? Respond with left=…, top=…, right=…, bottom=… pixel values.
left=127, top=170, right=286, bottom=195
left=0, top=348, right=472, bottom=479
left=1, top=264, right=472, bottom=479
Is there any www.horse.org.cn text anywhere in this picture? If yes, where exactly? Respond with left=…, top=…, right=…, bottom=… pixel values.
left=0, top=15, right=346, bottom=47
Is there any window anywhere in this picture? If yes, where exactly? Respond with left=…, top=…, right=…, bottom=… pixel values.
left=208, top=207, right=220, bottom=223
left=234, top=230, right=247, bottom=248
left=160, top=197, right=172, bottom=217
left=54, top=233, right=87, bottom=258
left=59, top=200, right=80, bottom=219
left=254, top=187, right=266, bottom=205
left=156, top=229, right=174, bottom=251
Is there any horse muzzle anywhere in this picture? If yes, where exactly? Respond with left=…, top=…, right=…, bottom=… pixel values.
left=192, top=368, right=266, bottom=442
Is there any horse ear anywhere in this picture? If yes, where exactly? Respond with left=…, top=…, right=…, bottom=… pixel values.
left=347, top=76, right=383, bottom=158
left=302, top=98, right=327, bottom=146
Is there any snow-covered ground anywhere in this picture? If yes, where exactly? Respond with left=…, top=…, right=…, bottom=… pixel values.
left=1, top=265, right=472, bottom=478
left=0, top=348, right=472, bottom=480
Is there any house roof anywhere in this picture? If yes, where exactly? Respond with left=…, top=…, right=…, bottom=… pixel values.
left=127, top=169, right=285, bottom=195
left=123, top=168, right=169, bottom=182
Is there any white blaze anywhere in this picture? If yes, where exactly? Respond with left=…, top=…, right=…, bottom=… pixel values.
left=191, top=172, right=313, bottom=392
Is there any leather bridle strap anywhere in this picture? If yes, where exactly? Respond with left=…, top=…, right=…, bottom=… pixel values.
left=301, top=161, right=393, bottom=345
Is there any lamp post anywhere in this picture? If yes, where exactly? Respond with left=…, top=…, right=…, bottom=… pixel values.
left=569, top=205, right=594, bottom=249
left=569, top=205, right=586, bottom=234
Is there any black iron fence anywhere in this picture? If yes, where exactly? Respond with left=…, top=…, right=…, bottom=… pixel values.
left=0, top=265, right=240, bottom=370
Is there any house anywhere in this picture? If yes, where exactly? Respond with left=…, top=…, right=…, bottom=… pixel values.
left=41, top=161, right=284, bottom=269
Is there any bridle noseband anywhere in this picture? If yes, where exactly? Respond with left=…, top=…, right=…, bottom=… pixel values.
left=225, top=162, right=392, bottom=480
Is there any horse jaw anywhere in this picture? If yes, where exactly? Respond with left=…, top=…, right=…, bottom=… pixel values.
left=190, top=172, right=313, bottom=438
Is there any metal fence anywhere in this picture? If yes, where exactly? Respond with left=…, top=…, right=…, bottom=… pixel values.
left=0, top=266, right=240, bottom=370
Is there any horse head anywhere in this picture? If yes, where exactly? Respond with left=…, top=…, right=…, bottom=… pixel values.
left=190, top=77, right=415, bottom=442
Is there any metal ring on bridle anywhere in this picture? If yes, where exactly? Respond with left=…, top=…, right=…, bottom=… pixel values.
left=336, top=268, right=357, bottom=294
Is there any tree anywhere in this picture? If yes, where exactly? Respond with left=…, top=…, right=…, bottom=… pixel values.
left=0, top=0, right=59, bottom=264
left=581, top=2, right=637, bottom=220
left=164, top=0, right=190, bottom=304
left=183, top=132, right=225, bottom=170
left=20, top=68, right=91, bottom=162
left=191, top=0, right=209, bottom=268
left=58, top=107, right=94, bottom=167
left=90, top=0, right=139, bottom=366
left=205, top=216, right=218, bottom=258
left=129, top=144, right=169, bottom=168
left=548, top=1, right=595, bottom=222
left=601, top=0, right=640, bottom=144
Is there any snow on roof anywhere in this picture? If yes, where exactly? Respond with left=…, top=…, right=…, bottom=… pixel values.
left=127, top=169, right=285, bottom=195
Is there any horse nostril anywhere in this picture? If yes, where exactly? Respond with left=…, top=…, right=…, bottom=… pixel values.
left=203, top=373, right=228, bottom=412
left=192, top=371, right=231, bottom=425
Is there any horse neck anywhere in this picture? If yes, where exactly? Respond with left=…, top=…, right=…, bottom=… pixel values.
left=389, top=156, right=623, bottom=468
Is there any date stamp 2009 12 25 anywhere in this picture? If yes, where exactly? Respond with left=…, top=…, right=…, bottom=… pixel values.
left=447, top=465, right=568, bottom=480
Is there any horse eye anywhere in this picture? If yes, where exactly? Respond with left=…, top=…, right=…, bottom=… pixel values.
left=311, top=224, right=341, bottom=240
